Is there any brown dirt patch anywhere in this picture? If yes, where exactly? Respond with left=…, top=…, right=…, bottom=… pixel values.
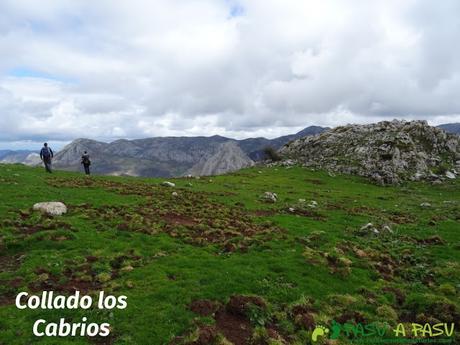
left=163, top=213, right=198, bottom=227
left=382, top=287, right=406, bottom=306
left=0, top=290, right=16, bottom=306
left=226, top=295, right=267, bottom=316
left=336, top=311, right=367, bottom=324
left=416, top=235, right=445, bottom=245
left=387, top=211, right=416, bottom=224
left=189, top=299, right=220, bottom=317
left=185, top=295, right=268, bottom=345
left=193, top=326, right=219, bottom=345
left=215, top=309, right=252, bottom=345
left=285, top=208, right=326, bottom=220
left=305, top=178, right=325, bottom=185
left=252, top=209, right=278, bottom=217
left=0, top=254, right=23, bottom=273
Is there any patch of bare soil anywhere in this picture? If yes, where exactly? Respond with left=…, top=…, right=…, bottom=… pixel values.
left=3, top=210, right=73, bottom=236
left=183, top=295, right=270, bottom=345
left=0, top=254, right=23, bottom=273
left=285, top=208, right=326, bottom=220
left=304, top=178, right=325, bottom=185
left=163, top=213, right=198, bottom=227
left=215, top=309, right=252, bottom=345
left=252, top=209, right=278, bottom=217
left=387, top=211, right=417, bottom=224
left=189, top=300, right=220, bottom=317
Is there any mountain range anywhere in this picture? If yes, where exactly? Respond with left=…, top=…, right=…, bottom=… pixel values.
left=51, top=126, right=327, bottom=177
left=438, top=123, right=460, bottom=135
left=2, top=122, right=459, bottom=177
left=0, top=150, right=41, bottom=166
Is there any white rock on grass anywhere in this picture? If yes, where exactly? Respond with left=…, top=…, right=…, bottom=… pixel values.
left=261, top=192, right=278, bottom=203
left=445, top=171, right=456, bottom=179
left=172, top=191, right=178, bottom=197
left=420, top=202, right=431, bottom=208
left=161, top=181, right=175, bottom=187
left=33, top=202, right=67, bottom=216
left=382, top=225, right=393, bottom=234
left=360, top=222, right=379, bottom=234
left=307, top=200, right=318, bottom=208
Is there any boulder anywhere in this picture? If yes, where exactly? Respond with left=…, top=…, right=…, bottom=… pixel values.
left=359, top=223, right=379, bottom=235
left=161, top=181, right=175, bottom=187
left=445, top=171, right=456, bottom=179
left=307, top=200, right=318, bottom=208
left=261, top=192, right=278, bottom=203
left=33, top=202, right=67, bottom=216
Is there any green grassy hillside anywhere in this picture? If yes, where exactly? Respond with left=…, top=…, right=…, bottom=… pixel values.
left=0, top=164, right=459, bottom=345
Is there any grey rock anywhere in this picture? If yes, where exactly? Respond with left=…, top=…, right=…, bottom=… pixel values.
left=307, top=200, right=318, bottom=208
left=261, top=192, right=278, bottom=203
left=161, top=181, right=175, bottom=187
left=445, top=171, right=456, bottom=179
left=360, top=223, right=379, bottom=234
left=33, top=202, right=67, bottom=216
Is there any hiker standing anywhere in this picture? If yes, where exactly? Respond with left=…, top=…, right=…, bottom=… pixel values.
left=40, top=143, right=54, bottom=173
left=81, top=151, right=91, bottom=175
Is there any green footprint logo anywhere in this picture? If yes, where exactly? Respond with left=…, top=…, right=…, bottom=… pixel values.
left=312, top=325, right=329, bottom=342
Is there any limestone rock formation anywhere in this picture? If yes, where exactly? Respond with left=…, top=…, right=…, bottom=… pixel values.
left=187, top=142, right=254, bottom=176
left=279, top=120, right=460, bottom=185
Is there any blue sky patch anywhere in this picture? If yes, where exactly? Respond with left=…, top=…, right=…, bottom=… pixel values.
left=8, top=67, right=75, bottom=83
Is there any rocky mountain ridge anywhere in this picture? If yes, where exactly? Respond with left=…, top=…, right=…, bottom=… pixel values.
left=52, top=126, right=327, bottom=177
left=438, top=123, right=460, bottom=135
left=0, top=150, right=41, bottom=166
left=279, top=120, right=460, bottom=185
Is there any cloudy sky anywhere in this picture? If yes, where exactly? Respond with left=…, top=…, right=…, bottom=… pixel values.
left=1, top=0, right=460, bottom=149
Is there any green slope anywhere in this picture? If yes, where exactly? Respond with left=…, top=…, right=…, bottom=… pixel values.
left=0, top=164, right=458, bottom=345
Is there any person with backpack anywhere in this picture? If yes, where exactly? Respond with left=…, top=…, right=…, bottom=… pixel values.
left=39, top=143, right=54, bottom=173
left=81, top=151, right=91, bottom=175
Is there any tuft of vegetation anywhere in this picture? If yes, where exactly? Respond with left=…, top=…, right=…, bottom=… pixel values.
left=263, top=146, right=282, bottom=161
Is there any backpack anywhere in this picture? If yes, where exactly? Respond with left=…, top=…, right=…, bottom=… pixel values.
left=82, top=155, right=91, bottom=165
left=41, top=147, right=51, bottom=158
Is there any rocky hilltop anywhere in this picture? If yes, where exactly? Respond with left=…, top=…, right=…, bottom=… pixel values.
left=279, top=120, right=460, bottom=184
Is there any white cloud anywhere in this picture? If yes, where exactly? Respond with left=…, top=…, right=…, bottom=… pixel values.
left=1, top=0, right=460, bottom=148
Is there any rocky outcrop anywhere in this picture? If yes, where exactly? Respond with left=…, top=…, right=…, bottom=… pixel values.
left=187, top=142, right=254, bottom=176
left=279, top=120, right=460, bottom=185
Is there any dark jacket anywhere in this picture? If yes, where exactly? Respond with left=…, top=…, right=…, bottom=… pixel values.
left=40, top=147, right=54, bottom=160
left=81, top=154, right=91, bottom=166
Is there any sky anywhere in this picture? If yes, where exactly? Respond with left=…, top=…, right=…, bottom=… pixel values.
left=1, top=0, right=460, bottom=150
